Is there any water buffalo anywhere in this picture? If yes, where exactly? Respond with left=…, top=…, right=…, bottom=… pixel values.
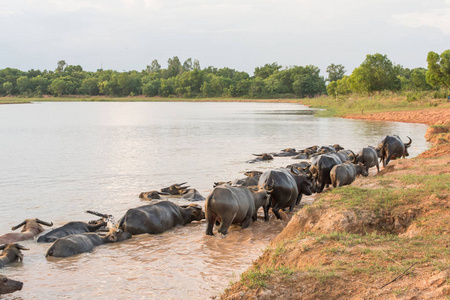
left=310, top=153, right=343, bottom=193
left=330, top=162, right=368, bottom=188
left=117, top=201, right=205, bottom=235
left=337, top=149, right=356, bottom=162
left=246, top=153, right=273, bottom=163
left=139, top=190, right=171, bottom=200
left=0, top=274, right=23, bottom=295
left=0, top=244, right=28, bottom=268
left=161, top=182, right=190, bottom=195
left=45, top=227, right=132, bottom=258
left=258, top=168, right=299, bottom=220
left=181, top=188, right=205, bottom=202
left=288, top=167, right=314, bottom=204
left=376, top=135, right=412, bottom=167
left=37, top=219, right=107, bottom=243
left=355, top=147, right=380, bottom=173
left=272, top=148, right=299, bottom=157
left=292, top=152, right=309, bottom=159
left=0, top=219, right=53, bottom=244
left=205, top=186, right=271, bottom=235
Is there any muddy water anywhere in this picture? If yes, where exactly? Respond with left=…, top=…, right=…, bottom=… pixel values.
left=0, top=102, right=429, bottom=299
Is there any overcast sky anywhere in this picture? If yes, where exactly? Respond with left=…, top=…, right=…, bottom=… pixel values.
left=0, top=0, right=449, bottom=76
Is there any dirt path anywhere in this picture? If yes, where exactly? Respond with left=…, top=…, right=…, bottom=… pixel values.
left=344, top=106, right=450, bottom=126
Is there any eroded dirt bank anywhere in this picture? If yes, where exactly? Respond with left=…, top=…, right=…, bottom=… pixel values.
left=220, top=108, right=450, bottom=299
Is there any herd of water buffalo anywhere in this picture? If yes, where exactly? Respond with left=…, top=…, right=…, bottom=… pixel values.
left=0, top=134, right=412, bottom=295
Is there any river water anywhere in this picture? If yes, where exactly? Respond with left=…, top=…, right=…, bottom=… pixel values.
left=0, top=102, right=429, bottom=299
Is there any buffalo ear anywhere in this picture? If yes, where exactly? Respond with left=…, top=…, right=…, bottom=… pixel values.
left=108, top=234, right=117, bottom=242
left=180, top=205, right=188, bottom=209
left=0, top=245, right=5, bottom=250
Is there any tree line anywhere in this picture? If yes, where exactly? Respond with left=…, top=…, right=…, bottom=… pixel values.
left=0, top=50, right=448, bottom=99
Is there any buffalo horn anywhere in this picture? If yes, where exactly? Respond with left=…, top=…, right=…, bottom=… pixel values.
left=36, top=219, right=53, bottom=227
left=290, top=166, right=300, bottom=175
left=86, top=210, right=110, bottom=219
left=16, top=244, right=29, bottom=251
left=252, top=153, right=263, bottom=157
left=177, top=182, right=188, bottom=186
left=405, top=136, right=412, bottom=147
left=157, top=191, right=171, bottom=195
left=349, top=149, right=357, bottom=162
left=0, top=244, right=5, bottom=250
left=11, top=221, right=26, bottom=231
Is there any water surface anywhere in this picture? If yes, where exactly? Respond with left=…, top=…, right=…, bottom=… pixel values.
left=0, top=102, right=429, bottom=299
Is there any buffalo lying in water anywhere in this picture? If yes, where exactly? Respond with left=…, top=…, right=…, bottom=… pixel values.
left=0, top=219, right=53, bottom=244
left=37, top=219, right=107, bottom=243
left=0, top=274, right=23, bottom=295
left=45, top=227, right=131, bottom=258
left=247, top=153, right=273, bottom=163
left=117, top=201, right=205, bottom=235
left=205, top=186, right=271, bottom=235
left=376, top=135, right=412, bottom=167
left=181, top=188, right=205, bottom=202
left=161, top=182, right=190, bottom=195
left=139, top=190, right=171, bottom=200
left=0, top=244, right=28, bottom=268
left=330, top=162, right=368, bottom=187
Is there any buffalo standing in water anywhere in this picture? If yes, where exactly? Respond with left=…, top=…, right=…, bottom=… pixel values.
left=258, top=168, right=299, bottom=220
left=205, top=186, right=271, bottom=235
left=45, top=227, right=131, bottom=258
left=117, top=201, right=204, bottom=235
left=0, top=275, right=23, bottom=295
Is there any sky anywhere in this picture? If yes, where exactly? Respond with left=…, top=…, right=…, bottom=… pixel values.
left=0, top=0, right=449, bottom=76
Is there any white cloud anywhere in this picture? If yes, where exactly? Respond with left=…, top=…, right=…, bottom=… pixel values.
left=393, top=8, right=450, bottom=35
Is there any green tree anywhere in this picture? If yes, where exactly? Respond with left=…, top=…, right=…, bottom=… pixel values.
left=426, top=50, right=450, bottom=89
left=56, top=60, right=66, bottom=73
left=167, top=56, right=182, bottom=78
left=31, top=75, right=50, bottom=95
left=146, top=59, right=161, bottom=73
left=80, top=77, right=100, bottom=95
left=326, top=63, right=346, bottom=82
left=254, top=63, right=281, bottom=79
left=350, top=53, right=400, bottom=93
left=3, top=81, right=13, bottom=95
left=16, top=76, right=32, bottom=94
left=142, top=79, right=161, bottom=97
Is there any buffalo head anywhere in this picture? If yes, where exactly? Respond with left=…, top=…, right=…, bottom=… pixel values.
left=180, top=204, right=205, bottom=222
left=11, top=218, right=53, bottom=233
left=0, top=275, right=23, bottom=295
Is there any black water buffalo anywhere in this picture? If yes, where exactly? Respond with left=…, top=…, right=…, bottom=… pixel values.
left=117, top=201, right=205, bottom=235
left=310, top=153, right=343, bottom=193
left=258, top=168, right=299, bottom=220
left=355, top=147, right=380, bottom=173
left=205, top=186, right=271, bottom=235
left=292, top=153, right=309, bottom=159
left=336, top=149, right=356, bottom=162
left=0, top=244, right=28, bottom=268
left=37, top=219, right=107, bottom=243
left=376, top=135, right=412, bottom=167
left=45, top=227, right=131, bottom=258
left=139, top=190, right=170, bottom=200
left=161, top=182, right=190, bottom=195
left=330, top=162, right=368, bottom=188
left=246, top=153, right=273, bottom=163
left=181, top=189, right=205, bottom=202
left=272, top=148, right=299, bottom=157
left=0, top=219, right=53, bottom=244
left=0, top=274, right=23, bottom=295
left=288, top=167, right=314, bottom=204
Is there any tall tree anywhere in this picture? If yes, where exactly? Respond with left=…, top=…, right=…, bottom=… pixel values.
left=426, top=50, right=450, bottom=89
left=326, top=63, right=346, bottom=82
left=146, top=59, right=161, bottom=73
left=254, top=63, right=281, bottom=79
left=56, top=60, right=66, bottom=73
left=167, top=56, right=182, bottom=78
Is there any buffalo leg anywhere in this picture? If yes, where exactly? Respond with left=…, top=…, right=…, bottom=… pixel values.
left=205, top=212, right=216, bottom=236
left=241, top=216, right=252, bottom=229
left=272, top=207, right=282, bottom=220
left=217, top=219, right=233, bottom=235
left=263, top=205, right=270, bottom=221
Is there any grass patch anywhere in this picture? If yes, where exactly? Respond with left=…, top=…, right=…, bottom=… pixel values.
left=240, top=266, right=274, bottom=288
